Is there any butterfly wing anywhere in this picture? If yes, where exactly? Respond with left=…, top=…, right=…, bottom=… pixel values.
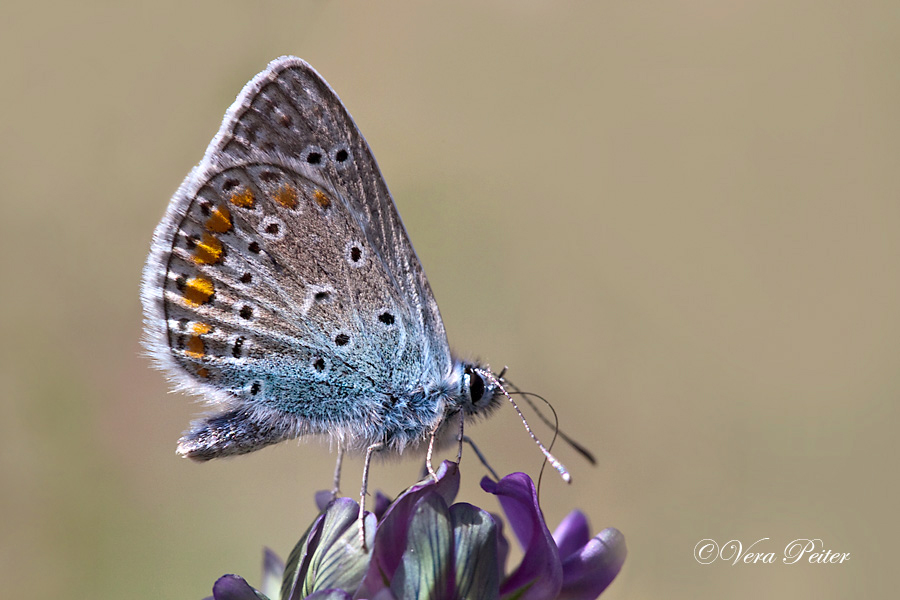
left=142, top=57, right=452, bottom=458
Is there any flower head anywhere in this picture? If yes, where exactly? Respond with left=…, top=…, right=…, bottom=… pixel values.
left=207, top=461, right=625, bottom=600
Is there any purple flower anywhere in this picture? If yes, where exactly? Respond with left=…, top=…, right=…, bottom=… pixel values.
left=205, top=548, right=283, bottom=600
left=207, top=461, right=625, bottom=600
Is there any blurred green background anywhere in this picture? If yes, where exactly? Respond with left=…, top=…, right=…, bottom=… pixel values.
left=2, top=1, right=897, bottom=598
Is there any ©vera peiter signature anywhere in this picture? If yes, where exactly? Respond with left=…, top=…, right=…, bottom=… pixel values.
left=694, top=538, right=850, bottom=565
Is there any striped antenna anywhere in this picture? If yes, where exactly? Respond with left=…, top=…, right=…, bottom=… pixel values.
left=479, top=368, right=572, bottom=483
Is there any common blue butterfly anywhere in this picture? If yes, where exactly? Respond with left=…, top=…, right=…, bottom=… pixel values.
left=141, top=57, right=570, bottom=509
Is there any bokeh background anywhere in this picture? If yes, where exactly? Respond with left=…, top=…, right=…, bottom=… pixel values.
left=2, top=1, right=897, bottom=598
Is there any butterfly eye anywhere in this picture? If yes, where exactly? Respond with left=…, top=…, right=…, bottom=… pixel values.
left=466, top=367, right=485, bottom=404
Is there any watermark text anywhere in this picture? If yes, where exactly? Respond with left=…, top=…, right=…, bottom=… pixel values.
left=694, top=538, right=850, bottom=565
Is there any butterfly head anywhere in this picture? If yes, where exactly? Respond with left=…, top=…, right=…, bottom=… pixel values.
left=459, top=363, right=503, bottom=417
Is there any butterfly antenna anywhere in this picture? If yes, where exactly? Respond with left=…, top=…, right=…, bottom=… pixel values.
left=506, top=386, right=597, bottom=466
left=507, top=382, right=561, bottom=493
left=479, top=369, right=571, bottom=483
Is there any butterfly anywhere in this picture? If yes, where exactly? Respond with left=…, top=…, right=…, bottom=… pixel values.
left=141, top=57, right=570, bottom=513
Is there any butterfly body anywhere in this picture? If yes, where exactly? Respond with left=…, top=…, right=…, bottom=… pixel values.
left=142, top=57, right=501, bottom=460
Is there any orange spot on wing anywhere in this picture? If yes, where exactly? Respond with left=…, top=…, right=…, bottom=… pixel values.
left=205, top=206, right=232, bottom=233
left=196, top=367, right=210, bottom=378
left=186, top=323, right=211, bottom=360
left=274, top=184, right=298, bottom=209
left=193, top=233, right=223, bottom=264
left=229, top=188, right=255, bottom=208
left=313, top=189, right=331, bottom=209
left=185, top=334, right=205, bottom=359
left=183, top=277, right=214, bottom=306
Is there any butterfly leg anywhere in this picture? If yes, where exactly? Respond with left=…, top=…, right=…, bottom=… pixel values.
left=359, top=441, right=383, bottom=552
left=425, top=426, right=439, bottom=479
left=330, top=445, right=344, bottom=500
left=455, top=411, right=465, bottom=463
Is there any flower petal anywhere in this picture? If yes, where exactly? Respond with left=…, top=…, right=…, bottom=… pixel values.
left=260, top=548, right=284, bottom=600
left=212, top=574, right=268, bottom=600
left=282, top=509, right=327, bottom=600
left=373, top=491, right=392, bottom=521
left=303, top=498, right=375, bottom=596
left=481, top=474, right=562, bottom=600
left=315, top=491, right=391, bottom=520
left=315, top=491, right=334, bottom=512
left=557, top=528, right=627, bottom=600
left=390, top=492, right=454, bottom=600
left=552, top=511, right=591, bottom=560
left=282, top=498, right=374, bottom=600
left=369, top=589, right=399, bottom=600
left=491, top=513, right=510, bottom=580
left=358, top=461, right=460, bottom=597
left=450, top=503, right=500, bottom=600
left=304, top=590, right=352, bottom=600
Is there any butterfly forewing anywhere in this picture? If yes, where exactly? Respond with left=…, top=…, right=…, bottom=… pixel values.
left=217, top=57, right=451, bottom=378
